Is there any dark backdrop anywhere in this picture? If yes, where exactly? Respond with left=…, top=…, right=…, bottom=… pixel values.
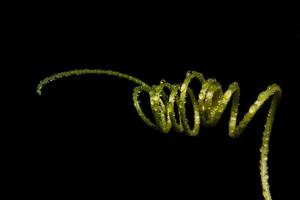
left=14, top=4, right=299, bottom=200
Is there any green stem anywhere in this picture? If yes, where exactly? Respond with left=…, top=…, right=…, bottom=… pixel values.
left=37, top=69, right=281, bottom=200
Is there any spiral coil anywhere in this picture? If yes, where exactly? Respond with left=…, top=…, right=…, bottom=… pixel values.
left=37, top=69, right=281, bottom=200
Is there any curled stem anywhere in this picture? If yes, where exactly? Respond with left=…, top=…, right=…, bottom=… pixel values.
left=37, top=69, right=281, bottom=200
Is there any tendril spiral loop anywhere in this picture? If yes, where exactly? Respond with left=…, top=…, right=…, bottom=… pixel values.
left=37, top=69, right=281, bottom=200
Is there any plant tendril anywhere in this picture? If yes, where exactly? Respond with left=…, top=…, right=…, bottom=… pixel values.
left=37, top=69, right=281, bottom=200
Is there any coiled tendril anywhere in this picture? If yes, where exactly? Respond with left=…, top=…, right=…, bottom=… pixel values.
left=37, top=69, right=281, bottom=200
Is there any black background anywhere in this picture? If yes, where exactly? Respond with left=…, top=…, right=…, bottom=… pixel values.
left=11, top=3, right=299, bottom=200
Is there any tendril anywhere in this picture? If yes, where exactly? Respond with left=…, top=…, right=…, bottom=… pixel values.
left=37, top=69, right=281, bottom=200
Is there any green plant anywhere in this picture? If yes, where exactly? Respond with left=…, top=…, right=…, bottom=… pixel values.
left=37, top=69, right=281, bottom=200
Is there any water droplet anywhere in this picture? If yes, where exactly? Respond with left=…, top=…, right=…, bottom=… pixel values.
left=186, top=70, right=192, bottom=76
left=249, top=105, right=256, bottom=114
left=160, top=79, right=166, bottom=84
left=263, top=157, right=268, bottom=161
